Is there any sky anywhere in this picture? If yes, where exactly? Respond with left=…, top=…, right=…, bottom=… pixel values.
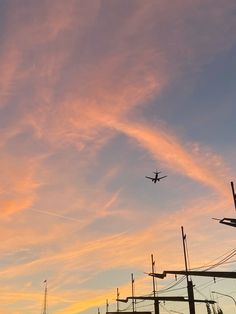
left=0, top=0, right=236, bottom=313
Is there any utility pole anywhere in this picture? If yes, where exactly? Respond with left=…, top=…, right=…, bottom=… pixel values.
left=131, top=273, right=135, bottom=312
left=151, top=254, right=160, bottom=314
left=106, top=299, right=109, bottom=313
left=214, top=181, right=236, bottom=227
left=42, top=280, right=47, bottom=314
left=117, top=288, right=120, bottom=312
left=231, top=181, right=236, bottom=210
left=181, top=226, right=195, bottom=314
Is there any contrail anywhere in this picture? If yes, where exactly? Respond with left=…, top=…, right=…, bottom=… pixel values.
left=29, top=208, right=82, bottom=223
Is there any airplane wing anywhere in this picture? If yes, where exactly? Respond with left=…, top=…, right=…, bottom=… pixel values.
left=145, top=176, right=154, bottom=180
left=159, top=175, right=167, bottom=180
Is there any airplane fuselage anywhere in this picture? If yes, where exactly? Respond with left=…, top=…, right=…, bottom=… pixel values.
left=145, top=171, right=167, bottom=183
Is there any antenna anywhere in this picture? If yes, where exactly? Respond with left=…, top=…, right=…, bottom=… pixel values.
left=42, top=280, right=47, bottom=314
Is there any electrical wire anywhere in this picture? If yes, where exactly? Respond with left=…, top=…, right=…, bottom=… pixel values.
left=114, top=248, right=236, bottom=313
left=158, top=276, right=186, bottom=294
left=119, top=303, right=133, bottom=312
left=158, top=285, right=187, bottom=294
left=190, top=248, right=236, bottom=271
left=160, top=303, right=172, bottom=313
left=190, top=259, right=236, bottom=270
left=185, top=236, right=191, bottom=272
left=194, top=286, right=209, bottom=300
left=135, top=302, right=154, bottom=310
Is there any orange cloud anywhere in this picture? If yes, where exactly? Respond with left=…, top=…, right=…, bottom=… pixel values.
left=0, top=195, right=35, bottom=217
left=0, top=191, right=232, bottom=314
left=0, top=1, right=236, bottom=313
left=0, top=152, right=45, bottom=217
left=108, top=120, right=230, bottom=196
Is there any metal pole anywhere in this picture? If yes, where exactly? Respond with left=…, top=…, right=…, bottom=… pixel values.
left=212, top=291, right=236, bottom=311
left=181, top=226, right=195, bottom=314
left=42, top=280, right=47, bottom=314
left=151, top=254, right=160, bottom=314
left=231, top=182, right=236, bottom=210
left=106, top=299, right=109, bottom=313
left=131, top=273, right=135, bottom=312
left=117, top=288, right=120, bottom=312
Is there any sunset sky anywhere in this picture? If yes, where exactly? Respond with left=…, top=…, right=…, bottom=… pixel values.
left=1, top=1, right=236, bottom=313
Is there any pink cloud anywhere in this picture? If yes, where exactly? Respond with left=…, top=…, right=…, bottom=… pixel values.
left=0, top=1, right=236, bottom=313
left=109, top=120, right=230, bottom=196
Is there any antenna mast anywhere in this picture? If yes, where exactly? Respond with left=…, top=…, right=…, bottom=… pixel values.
left=42, top=280, right=48, bottom=314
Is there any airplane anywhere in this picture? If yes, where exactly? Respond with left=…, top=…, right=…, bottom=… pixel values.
left=145, top=170, right=167, bottom=183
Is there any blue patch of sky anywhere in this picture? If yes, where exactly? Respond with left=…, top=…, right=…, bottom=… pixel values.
left=0, top=2, right=8, bottom=41
left=82, top=214, right=132, bottom=236
left=5, top=129, right=49, bottom=157
left=0, top=248, right=36, bottom=269
left=0, top=100, right=24, bottom=129
left=92, top=133, right=215, bottom=219
left=76, top=267, right=143, bottom=290
left=140, top=43, right=236, bottom=150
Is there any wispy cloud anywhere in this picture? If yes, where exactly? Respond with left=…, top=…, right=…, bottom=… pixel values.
left=0, top=1, right=236, bottom=313
left=109, top=119, right=230, bottom=195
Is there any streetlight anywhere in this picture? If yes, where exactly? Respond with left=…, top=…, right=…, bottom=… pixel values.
left=212, top=291, right=236, bottom=310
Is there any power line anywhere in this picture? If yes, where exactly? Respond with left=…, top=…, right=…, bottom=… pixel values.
left=190, top=248, right=236, bottom=271
left=158, top=276, right=186, bottom=294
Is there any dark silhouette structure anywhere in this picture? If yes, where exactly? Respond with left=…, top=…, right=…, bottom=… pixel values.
left=151, top=254, right=160, bottom=314
left=147, top=227, right=233, bottom=314
left=150, top=270, right=236, bottom=279
left=107, top=312, right=151, bottom=314
left=42, top=280, right=47, bottom=314
left=117, top=296, right=215, bottom=304
left=115, top=236, right=216, bottom=314
left=145, top=170, right=167, bottom=183
left=215, top=182, right=236, bottom=227
left=181, top=226, right=195, bottom=314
